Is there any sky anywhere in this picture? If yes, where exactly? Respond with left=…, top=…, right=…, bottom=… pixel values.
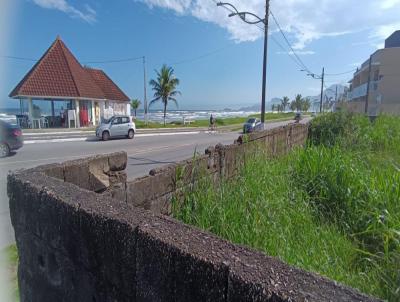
left=1, top=0, right=400, bottom=110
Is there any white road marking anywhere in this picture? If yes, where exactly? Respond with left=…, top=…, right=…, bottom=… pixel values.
left=24, top=131, right=89, bottom=136
left=24, top=131, right=201, bottom=144
left=0, top=142, right=199, bottom=166
left=23, top=127, right=206, bottom=136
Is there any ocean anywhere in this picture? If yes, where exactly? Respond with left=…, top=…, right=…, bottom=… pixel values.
left=0, top=108, right=262, bottom=125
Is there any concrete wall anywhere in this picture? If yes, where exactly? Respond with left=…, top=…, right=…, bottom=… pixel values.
left=8, top=123, right=381, bottom=301
left=106, top=123, right=310, bottom=215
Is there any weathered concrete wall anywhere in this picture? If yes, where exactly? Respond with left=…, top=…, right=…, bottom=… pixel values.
left=8, top=123, right=381, bottom=301
left=112, top=123, right=310, bottom=215
left=8, top=166, right=379, bottom=301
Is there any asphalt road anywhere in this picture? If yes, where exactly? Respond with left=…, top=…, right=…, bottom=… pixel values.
left=0, top=119, right=301, bottom=248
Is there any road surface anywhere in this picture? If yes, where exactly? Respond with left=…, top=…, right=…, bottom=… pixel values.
left=0, top=119, right=301, bottom=248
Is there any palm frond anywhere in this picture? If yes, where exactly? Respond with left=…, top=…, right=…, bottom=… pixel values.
left=149, top=97, right=161, bottom=108
left=168, top=97, right=179, bottom=108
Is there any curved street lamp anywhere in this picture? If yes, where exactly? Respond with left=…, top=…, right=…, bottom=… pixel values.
left=217, top=1, right=270, bottom=125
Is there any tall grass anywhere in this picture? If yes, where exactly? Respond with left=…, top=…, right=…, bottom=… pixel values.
left=173, top=113, right=400, bottom=300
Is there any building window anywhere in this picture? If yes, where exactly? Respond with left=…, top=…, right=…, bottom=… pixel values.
left=373, top=70, right=380, bottom=81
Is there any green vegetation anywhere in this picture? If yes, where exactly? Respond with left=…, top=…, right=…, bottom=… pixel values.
left=1, top=244, right=19, bottom=301
left=149, top=64, right=181, bottom=126
left=135, top=112, right=295, bottom=129
left=130, top=98, right=142, bottom=116
left=173, top=112, right=400, bottom=300
left=273, top=95, right=311, bottom=113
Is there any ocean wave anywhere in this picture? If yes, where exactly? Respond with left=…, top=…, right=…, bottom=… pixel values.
left=0, top=109, right=264, bottom=125
left=0, top=113, right=17, bottom=124
left=134, top=110, right=261, bottom=123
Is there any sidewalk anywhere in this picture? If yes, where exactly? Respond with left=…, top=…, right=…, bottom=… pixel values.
left=22, top=116, right=299, bottom=135
left=22, top=124, right=241, bottom=136
left=22, top=117, right=305, bottom=144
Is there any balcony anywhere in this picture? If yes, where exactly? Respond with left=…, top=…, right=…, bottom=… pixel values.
left=348, top=82, right=367, bottom=100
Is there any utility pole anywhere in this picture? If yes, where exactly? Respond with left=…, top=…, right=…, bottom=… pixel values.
left=335, top=85, right=338, bottom=102
left=260, top=0, right=270, bottom=125
left=143, top=56, right=148, bottom=125
left=365, top=55, right=372, bottom=115
left=217, top=0, right=270, bottom=126
left=319, top=67, right=325, bottom=113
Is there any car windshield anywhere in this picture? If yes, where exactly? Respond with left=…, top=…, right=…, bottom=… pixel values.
left=247, top=118, right=256, bottom=123
left=102, top=117, right=112, bottom=124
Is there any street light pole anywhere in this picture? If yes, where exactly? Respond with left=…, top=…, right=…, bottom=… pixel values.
left=319, top=67, right=325, bottom=113
left=260, top=0, right=270, bottom=125
left=143, top=56, right=148, bottom=125
left=217, top=0, right=270, bottom=126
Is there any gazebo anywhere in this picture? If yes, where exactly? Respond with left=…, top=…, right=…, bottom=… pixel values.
left=9, top=36, right=130, bottom=128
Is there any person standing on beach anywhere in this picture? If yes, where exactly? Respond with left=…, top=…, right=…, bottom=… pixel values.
left=209, top=114, right=216, bottom=131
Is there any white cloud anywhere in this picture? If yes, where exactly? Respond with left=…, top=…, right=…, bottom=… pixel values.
left=32, top=0, right=96, bottom=23
left=137, top=0, right=400, bottom=49
left=139, top=0, right=191, bottom=13
left=381, top=0, right=400, bottom=9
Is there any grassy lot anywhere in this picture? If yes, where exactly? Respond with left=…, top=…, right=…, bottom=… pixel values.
left=135, top=112, right=295, bottom=128
left=173, top=113, right=400, bottom=301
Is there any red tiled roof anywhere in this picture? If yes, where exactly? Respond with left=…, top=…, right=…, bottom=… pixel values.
left=85, top=68, right=130, bottom=102
left=9, top=37, right=129, bottom=103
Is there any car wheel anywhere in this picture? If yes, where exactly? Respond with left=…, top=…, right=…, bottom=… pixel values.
left=0, top=143, right=10, bottom=158
left=102, top=131, right=110, bottom=141
left=127, top=129, right=134, bottom=139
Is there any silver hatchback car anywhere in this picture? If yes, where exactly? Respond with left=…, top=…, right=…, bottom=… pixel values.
left=96, top=115, right=136, bottom=141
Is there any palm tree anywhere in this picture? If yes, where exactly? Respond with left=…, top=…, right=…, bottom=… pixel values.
left=293, top=94, right=303, bottom=112
left=271, top=104, right=276, bottom=112
left=301, top=98, right=311, bottom=112
left=149, top=65, right=181, bottom=126
left=130, top=99, right=141, bottom=116
left=290, top=101, right=296, bottom=112
left=281, top=96, right=290, bottom=112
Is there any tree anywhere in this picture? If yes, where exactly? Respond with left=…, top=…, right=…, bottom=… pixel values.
left=301, top=98, right=311, bottom=112
left=323, top=97, right=334, bottom=112
left=290, top=101, right=296, bottom=112
left=149, top=65, right=181, bottom=126
left=271, top=104, right=276, bottom=112
left=281, top=96, right=290, bottom=112
left=292, top=94, right=303, bottom=112
left=130, top=99, right=141, bottom=116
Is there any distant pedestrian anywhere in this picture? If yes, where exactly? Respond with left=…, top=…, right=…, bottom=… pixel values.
left=209, top=114, right=216, bottom=131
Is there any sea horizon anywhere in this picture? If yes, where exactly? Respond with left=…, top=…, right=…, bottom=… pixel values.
left=0, top=106, right=269, bottom=124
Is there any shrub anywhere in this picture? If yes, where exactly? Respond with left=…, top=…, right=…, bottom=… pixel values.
left=308, top=111, right=357, bottom=147
left=174, top=113, right=400, bottom=300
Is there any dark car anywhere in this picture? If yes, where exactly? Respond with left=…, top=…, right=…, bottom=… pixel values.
left=243, top=118, right=262, bottom=134
left=0, top=120, right=24, bottom=158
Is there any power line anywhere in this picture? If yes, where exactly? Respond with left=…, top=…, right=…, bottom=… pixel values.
left=0, top=55, right=36, bottom=62
left=0, top=54, right=144, bottom=64
left=211, top=0, right=308, bottom=71
left=82, top=56, right=143, bottom=64
left=324, top=69, right=357, bottom=76
left=171, top=45, right=232, bottom=65
left=269, top=10, right=313, bottom=74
